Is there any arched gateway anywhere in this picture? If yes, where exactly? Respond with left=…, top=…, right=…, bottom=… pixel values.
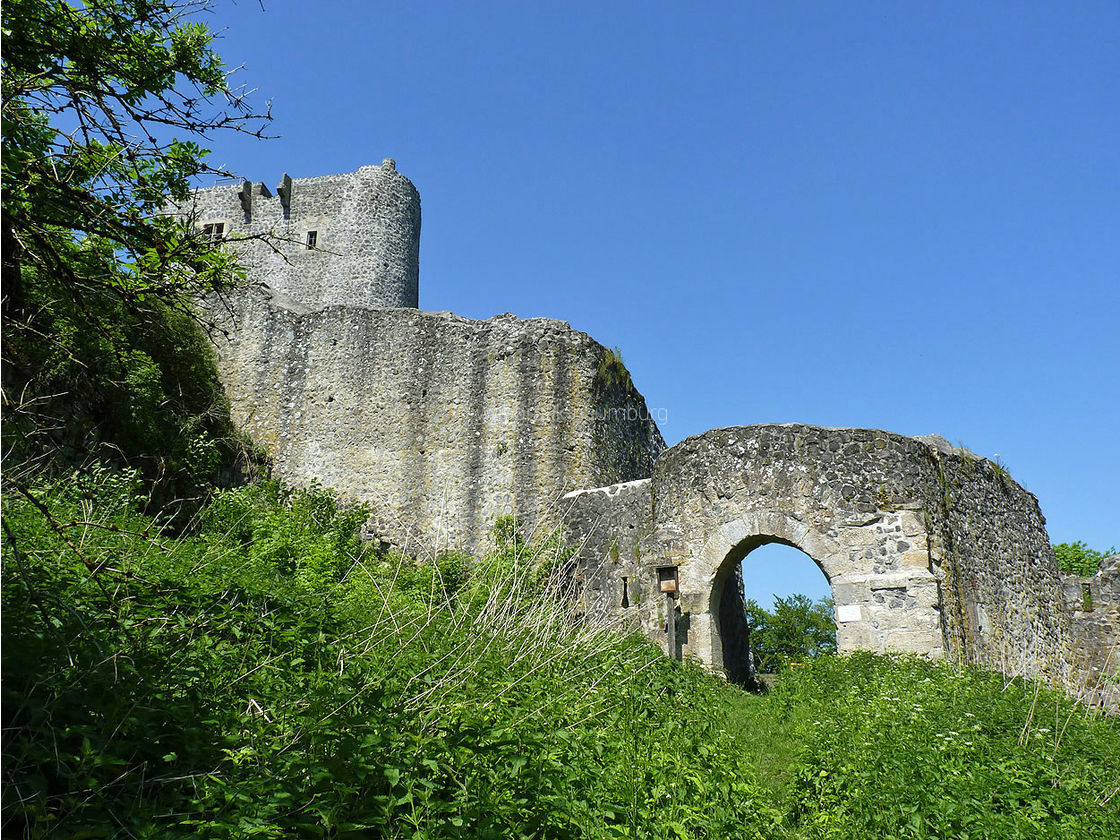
left=562, top=424, right=1073, bottom=687
left=699, top=508, right=942, bottom=683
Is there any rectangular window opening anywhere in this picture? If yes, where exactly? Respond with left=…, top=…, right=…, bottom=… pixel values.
left=1081, top=583, right=1093, bottom=612
left=306, top=230, right=317, bottom=249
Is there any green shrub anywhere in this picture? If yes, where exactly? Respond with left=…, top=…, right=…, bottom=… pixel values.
left=2, top=269, right=257, bottom=527
left=1054, top=540, right=1116, bottom=576
left=745, top=594, right=837, bottom=672
left=200, top=479, right=370, bottom=592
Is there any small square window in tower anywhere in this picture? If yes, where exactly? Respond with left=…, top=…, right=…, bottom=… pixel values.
left=306, top=230, right=317, bottom=250
left=202, top=222, right=224, bottom=241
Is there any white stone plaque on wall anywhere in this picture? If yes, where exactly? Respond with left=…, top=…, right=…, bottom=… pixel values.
left=837, top=604, right=862, bottom=623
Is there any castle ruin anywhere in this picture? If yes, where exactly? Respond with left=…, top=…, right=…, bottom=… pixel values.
left=188, top=161, right=664, bottom=556
left=184, top=161, right=1116, bottom=703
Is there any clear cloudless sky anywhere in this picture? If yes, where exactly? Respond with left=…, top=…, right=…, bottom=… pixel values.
left=198, top=1, right=1118, bottom=603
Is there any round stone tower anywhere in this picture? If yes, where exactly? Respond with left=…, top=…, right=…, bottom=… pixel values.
left=185, top=159, right=421, bottom=310
left=341, top=159, right=421, bottom=309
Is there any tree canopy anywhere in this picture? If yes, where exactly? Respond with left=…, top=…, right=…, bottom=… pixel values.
left=745, top=594, right=837, bottom=674
left=1053, top=541, right=1116, bottom=577
left=1, top=0, right=270, bottom=513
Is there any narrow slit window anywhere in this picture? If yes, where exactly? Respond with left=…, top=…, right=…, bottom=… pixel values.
left=621, top=576, right=630, bottom=608
left=306, top=230, right=317, bottom=249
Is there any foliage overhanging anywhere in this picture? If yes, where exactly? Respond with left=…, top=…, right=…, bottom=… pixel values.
left=1, top=0, right=271, bottom=512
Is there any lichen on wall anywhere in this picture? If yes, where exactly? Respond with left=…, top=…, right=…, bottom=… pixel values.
left=917, top=436, right=1073, bottom=685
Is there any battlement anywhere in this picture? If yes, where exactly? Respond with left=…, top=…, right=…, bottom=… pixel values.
left=183, top=160, right=420, bottom=310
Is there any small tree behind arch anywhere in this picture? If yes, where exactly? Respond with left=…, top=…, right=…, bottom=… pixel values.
left=744, top=594, right=837, bottom=673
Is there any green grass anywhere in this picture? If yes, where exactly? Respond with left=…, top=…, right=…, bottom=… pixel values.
left=761, top=655, right=1120, bottom=838
left=3, top=473, right=1118, bottom=838
left=596, top=346, right=634, bottom=392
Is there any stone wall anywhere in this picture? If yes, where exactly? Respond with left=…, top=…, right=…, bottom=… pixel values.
left=920, top=435, right=1073, bottom=683
left=561, top=480, right=652, bottom=622
left=1061, top=556, right=1120, bottom=708
left=213, top=288, right=664, bottom=556
left=182, top=160, right=420, bottom=310
left=563, top=424, right=1075, bottom=687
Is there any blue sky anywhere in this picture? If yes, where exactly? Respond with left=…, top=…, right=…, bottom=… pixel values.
left=202, top=1, right=1118, bottom=604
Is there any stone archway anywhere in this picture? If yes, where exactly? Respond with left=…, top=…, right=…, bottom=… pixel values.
left=563, top=424, right=1073, bottom=687
left=677, top=508, right=946, bottom=675
left=736, top=540, right=835, bottom=676
left=686, top=512, right=848, bottom=679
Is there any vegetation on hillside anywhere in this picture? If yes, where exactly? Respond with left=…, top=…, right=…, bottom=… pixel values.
left=3, top=3, right=1117, bottom=838
left=4, top=478, right=1118, bottom=838
left=1, top=478, right=775, bottom=837
left=765, top=654, right=1120, bottom=839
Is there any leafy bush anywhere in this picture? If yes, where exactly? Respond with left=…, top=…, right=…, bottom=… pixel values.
left=745, top=594, right=837, bottom=673
left=2, top=282, right=256, bottom=524
left=1054, top=540, right=1116, bottom=576
left=200, top=479, right=371, bottom=592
